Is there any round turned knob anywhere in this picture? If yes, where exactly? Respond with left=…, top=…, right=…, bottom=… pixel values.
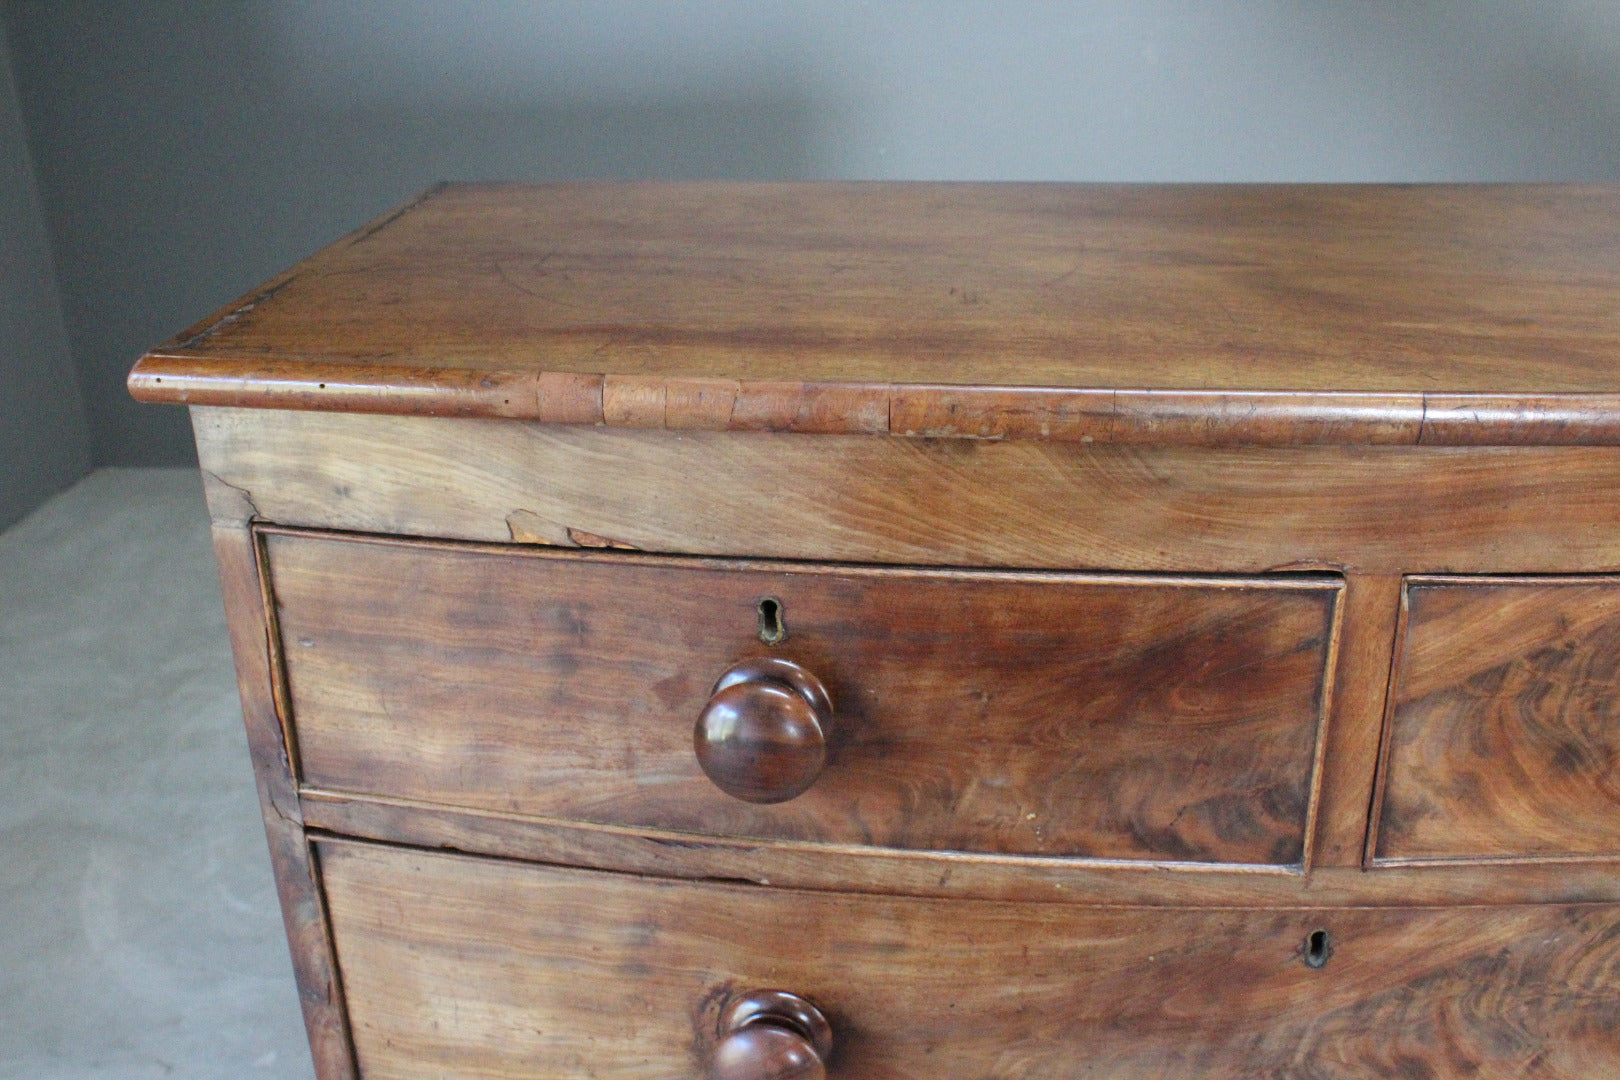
left=711, top=990, right=833, bottom=1080
left=694, top=658, right=833, bottom=804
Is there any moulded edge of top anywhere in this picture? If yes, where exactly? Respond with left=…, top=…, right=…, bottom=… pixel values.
left=127, top=355, right=1620, bottom=447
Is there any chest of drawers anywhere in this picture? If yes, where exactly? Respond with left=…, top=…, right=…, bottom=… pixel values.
left=131, top=183, right=1620, bottom=1079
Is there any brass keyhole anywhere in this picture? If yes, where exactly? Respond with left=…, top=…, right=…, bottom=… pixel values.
left=757, top=597, right=786, bottom=645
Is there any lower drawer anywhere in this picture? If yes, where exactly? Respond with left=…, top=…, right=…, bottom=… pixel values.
left=319, top=840, right=1620, bottom=1079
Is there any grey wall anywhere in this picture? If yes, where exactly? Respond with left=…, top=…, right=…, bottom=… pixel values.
left=0, top=12, right=86, bottom=530
left=6, top=1, right=1620, bottom=467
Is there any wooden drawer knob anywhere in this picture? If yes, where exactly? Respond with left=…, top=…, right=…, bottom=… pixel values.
left=694, top=658, right=832, bottom=803
left=711, top=989, right=833, bottom=1080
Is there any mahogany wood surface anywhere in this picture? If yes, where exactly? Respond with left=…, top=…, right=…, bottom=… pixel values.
left=711, top=991, right=833, bottom=1080
left=320, top=838, right=1620, bottom=1080
left=194, top=407, right=1620, bottom=576
left=130, top=183, right=1620, bottom=446
left=299, top=788, right=1620, bottom=908
left=210, top=524, right=356, bottom=1080
left=264, top=529, right=1339, bottom=866
left=1374, top=577, right=1620, bottom=863
left=694, top=659, right=835, bottom=805
left=1313, top=575, right=1403, bottom=867
left=131, top=183, right=1620, bottom=1079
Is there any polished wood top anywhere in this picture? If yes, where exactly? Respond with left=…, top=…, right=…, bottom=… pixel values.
left=129, top=182, right=1620, bottom=445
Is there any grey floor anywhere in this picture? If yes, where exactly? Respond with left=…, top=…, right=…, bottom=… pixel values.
left=1, top=469, right=314, bottom=1079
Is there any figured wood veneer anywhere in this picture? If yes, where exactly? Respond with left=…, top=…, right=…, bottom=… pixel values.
left=265, top=530, right=1339, bottom=866
left=296, top=787, right=1620, bottom=908
left=129, top=183, right=1620, bottom=1080
left=320, top=839, right=1620, bottom=1080
left=130, top=184, right=1620, bottom=446
left=1375, top=577, right=1620, bottom=863
left=194, top=407, right=1620, bottom=576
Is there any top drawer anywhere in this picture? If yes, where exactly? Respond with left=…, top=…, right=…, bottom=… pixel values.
left=263, top=530, right=1340, bottom=867
left=1375, top=576, right=1620, bottom=864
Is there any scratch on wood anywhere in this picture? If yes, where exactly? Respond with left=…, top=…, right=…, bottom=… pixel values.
left=176, top=276, right=299, bottom=350
left=347, top=181, right=451, bottom=247
left=201, top=468, right=261, bottom=523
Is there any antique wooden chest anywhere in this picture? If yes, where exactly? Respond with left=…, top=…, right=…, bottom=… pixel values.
left=130, top=183, right=1620, bottom=1079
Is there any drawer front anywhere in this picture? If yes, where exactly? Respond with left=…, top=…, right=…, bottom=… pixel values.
left=266, top=530, right=1340, bottom=866
left=1376, top=577, right=1620, bottom=863
left=320, top=840, right=1620, bottom=1080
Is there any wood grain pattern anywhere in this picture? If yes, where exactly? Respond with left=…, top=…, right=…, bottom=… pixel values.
left=1375, top=577, right=1620, bottom=863
left=211, top=524, right=356, bottom=1080
left=712, top=990, right=833, bottom=1080
left=1312, top=575, right=1403, bottom=867
left=195, top=406, right=1620, bottom=575
left=694, top=658, right=835, bottom=804
left=889, top=386, right=1437, bottom=444
left=266, top=529, right=1339, bottom=866
left=131, top=183, right=1620, bottom=445
left=1420, top=393, right=1620, bottom=446
left=320, top=839, right=1620, bottom=1080
left=299, top=787, right=1620, bottom=908
left=152, top=185, right=1620, bottom=1079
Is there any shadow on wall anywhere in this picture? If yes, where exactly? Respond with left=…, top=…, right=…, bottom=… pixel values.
left=4, top=0, right=1620, bottom=468
left=0, top=10, right=86, bottom=531
left=3, top=1, right=833, bottom=468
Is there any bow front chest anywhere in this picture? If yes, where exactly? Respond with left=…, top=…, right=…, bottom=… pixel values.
left=131, top=182, right=1620, bottom=1079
